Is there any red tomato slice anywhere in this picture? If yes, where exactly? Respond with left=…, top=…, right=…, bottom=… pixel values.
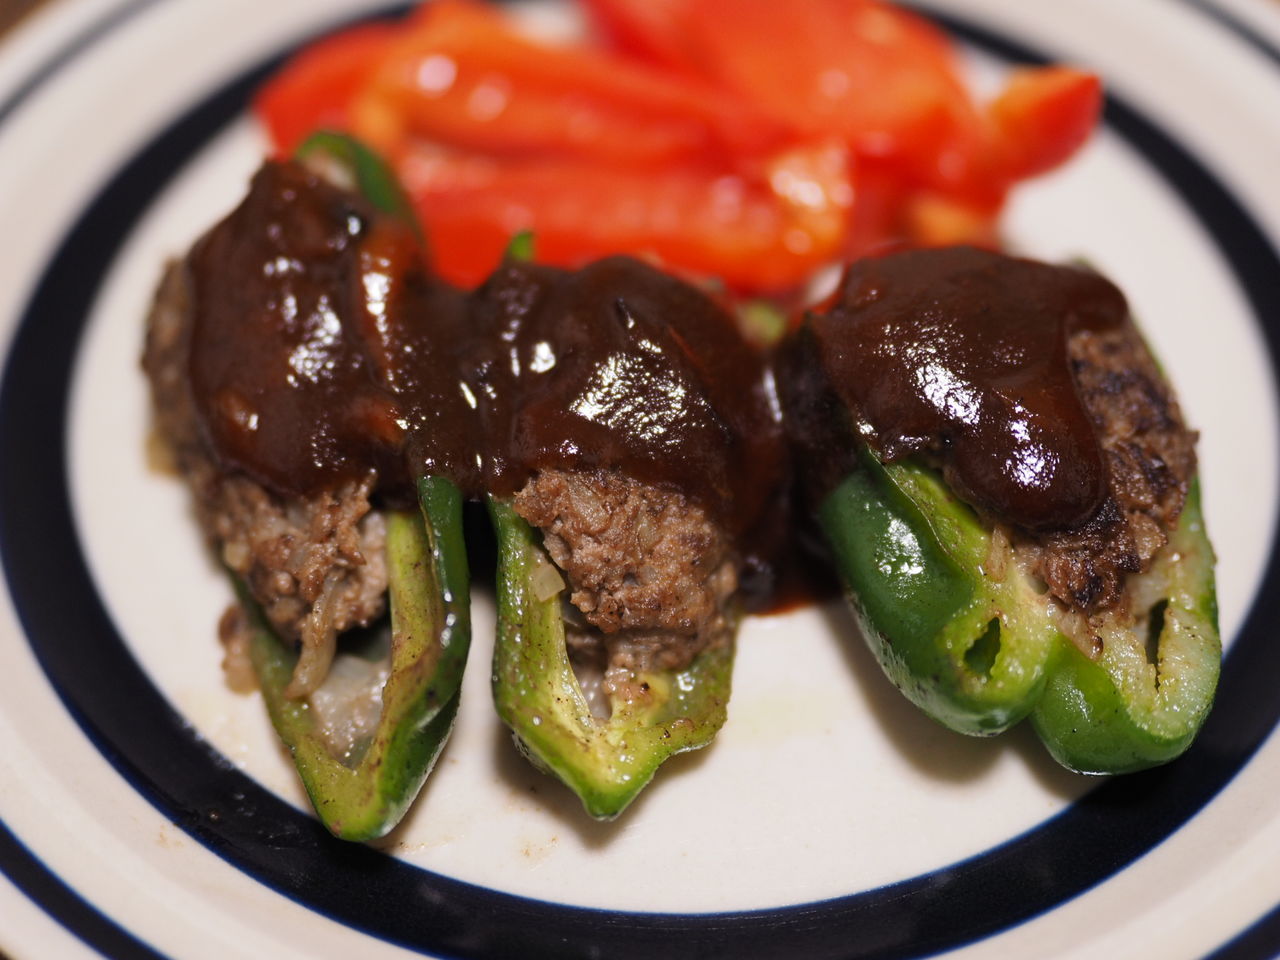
left=841, top=157, right=911, bottom=257
left=680, top=0, right=982, bottom=181
left=253, top=1, right=1101, bottom=294
left=351, top=0, right=785, bottom=169
left=903, top=190, right=1002, bottom=248
left=394, top=138, right=852, bottom=292
left=986, top=67, right=1102, bottom=181
left=254, top=21, right=399, bottom=155
left=579, top=0, right=700, bottom=73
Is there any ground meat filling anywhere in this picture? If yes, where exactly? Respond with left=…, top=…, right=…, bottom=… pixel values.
left=513, top=468, right=736, bottom=701
left=1019, top=325, right=1197, bottom=612
left=143, top=263, right=388, bottom=696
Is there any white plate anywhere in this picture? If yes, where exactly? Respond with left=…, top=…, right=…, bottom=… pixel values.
left=2, top=1, right=1280, bottom=957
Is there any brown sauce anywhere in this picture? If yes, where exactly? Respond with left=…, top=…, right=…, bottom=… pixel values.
left=186, top=160, right=786, bottom=557
left=798, top=246, right=1130, bottom=532
left=187, top=161, right=411, bottom=497
left=464, top=257, right=785, bottom=540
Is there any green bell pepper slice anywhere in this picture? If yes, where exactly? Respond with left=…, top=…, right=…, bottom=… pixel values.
left=1032, top=480, right=1218, bottom=773
left=232, top=133, right=473, bottom=839
left=488, top=496, right=734, bottom=819
left=245, top=477, right=470, bottom=840
left=820, top=447, right=1219, bottom=772
left=296, top=130, right=420, bottom=231
left=819, top=449, right=1058, bottom=735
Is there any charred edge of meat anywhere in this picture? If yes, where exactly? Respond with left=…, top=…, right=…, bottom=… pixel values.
left=513, top=468, right=736, bottom=708
left=958, top=324, right=1197, bottom=617
left=1017, top=325, right=1196, bottom=614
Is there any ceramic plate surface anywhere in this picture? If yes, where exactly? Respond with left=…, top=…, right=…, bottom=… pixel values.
left=3, top=0, right=1280, bottom=957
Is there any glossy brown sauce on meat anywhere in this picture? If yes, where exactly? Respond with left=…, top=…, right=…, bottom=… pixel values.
left=187, top=161, right=412, bottom=496
left=186, top=160, right=785, bottom=552
left=464, top=257, right=784, bottom=539
left=802, top=246, right=1129, bottom=532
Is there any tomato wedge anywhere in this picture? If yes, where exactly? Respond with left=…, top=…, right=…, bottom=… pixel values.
left=580, top=0, right=700, bottom=73
left=254, top=21, right=398, bottom=155
left=676, top=0, right=982, bottom=182
left=395, top=138, right=852, bottom=291
left=985, top=67, right=1102, bottom=181
left=351, top=0, right=785, bottom=169
left=253, top=0, right=1102, bottom=294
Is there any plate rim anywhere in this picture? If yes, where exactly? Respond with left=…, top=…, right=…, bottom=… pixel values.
left=3, top=1, right=1280, bottom=958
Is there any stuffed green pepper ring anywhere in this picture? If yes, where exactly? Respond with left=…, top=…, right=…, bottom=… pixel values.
left=464, top=251, right=787, bottom=818
left=781, top=246, right=1219, bottom=774
left=143, top=133, right=471, bottom=839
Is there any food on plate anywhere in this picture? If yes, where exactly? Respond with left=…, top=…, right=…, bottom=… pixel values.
left=142, top=0, right=1218, bottom=837
left=143, top=134, right=473, bottom=839
left=145, top=127, right=786, bottom=826
left=780, top=246, right=1219, bottom=772
left=254, top=0, right=1100, bottom=292
left=475, top=253, right=786, bottom=817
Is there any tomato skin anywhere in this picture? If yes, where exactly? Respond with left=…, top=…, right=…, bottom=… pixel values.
left=254, top=22, right=399, bottom=155
left=578, top=2, right=1100, bottom=199
left=902, top=190, right=1001, bottom=249
left=253, top=1, right=1102, bottom=294
left=986, top=67, right=1102, bottom=181
left=679, top=0, right=981, bottom=173
left=351, top=0, right=785, bottom=169
left=395, top=139, right=852, bottom=292
left=579, top=0, right=700, bottom=72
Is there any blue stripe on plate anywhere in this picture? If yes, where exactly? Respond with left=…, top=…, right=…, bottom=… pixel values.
left=2, top=3, right=1280, bottom=959
left=1207, top=899, right=1280, bottom=960
left=0, top=817, right=169, bottom=960
left=1178, top=0, right=1280, bottom=73
left=0, top=0, right=163, bottom=130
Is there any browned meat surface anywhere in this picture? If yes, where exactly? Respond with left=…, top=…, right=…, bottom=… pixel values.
left=1022, top=326, right=1197, bottom=611
left=513, top=468, right=736, bottom=697
left=217, top=603, right=256, bottom=694
left=143, top=262, right=387, bottom=696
